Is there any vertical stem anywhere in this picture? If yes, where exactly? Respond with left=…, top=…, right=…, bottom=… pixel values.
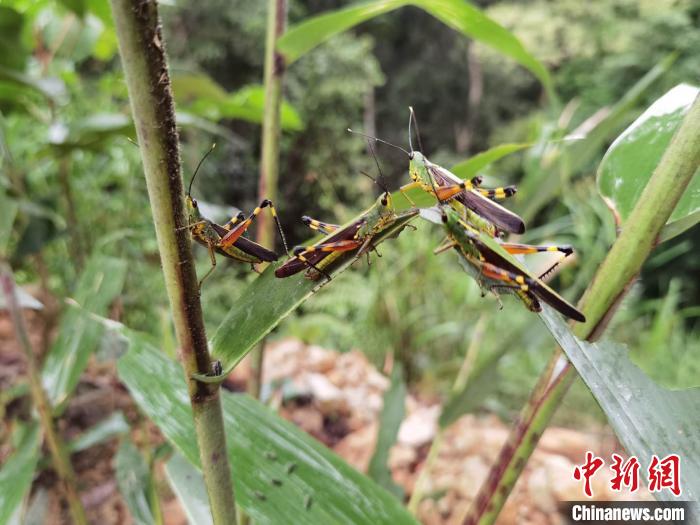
left=249, top=0, right=287, bottom=399
left=463, top=95, right=700, bottom=525
left=108, top=2, right=237, bottom=523
left=0, top=264, right=87, bottom=525
left=58, top=156, right=85, bottom=271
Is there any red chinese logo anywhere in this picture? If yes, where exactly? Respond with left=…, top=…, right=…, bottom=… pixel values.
left=610, top=453, right=640, bottom=492
left=573, top=452, right=604, bottom=497
left=648, top=454, right=681, bottom=497
left=573, top=453, right=681, bottom=498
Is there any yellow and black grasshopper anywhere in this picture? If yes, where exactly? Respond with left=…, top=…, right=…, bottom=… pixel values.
left=275, top=144, right=417, bottom=281
left=185, top=145, right=288, bottom=285
left=427, top=202, right=585, bottom=322
left=349, top=107, right=525, bottom=235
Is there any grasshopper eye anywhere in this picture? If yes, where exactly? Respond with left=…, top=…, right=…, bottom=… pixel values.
left=441, top=212, right=447, bottom=223
left=192, top=198, right=198, bottom=208
left=408, top=152, right=414, bottom=160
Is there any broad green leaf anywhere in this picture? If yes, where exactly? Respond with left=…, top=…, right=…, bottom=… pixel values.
left=278, top=0, right=551, bottom=92
left=118, top=341, right=420, bottom=525
left=51, top=113, right=134, bottom=150
left=209, top=210, right=418, bottom=376
left=172, top=74, right=303, bottom=131
left=540, top=305, right=700, bottom=501
left=412, top=0, right=551, bottom=92
left=164, top=454, right=214, bottom=525
left=49, top=111, right=242, bottom=150
left=278, top=0, right=407, bottom=64
left=0, top=65, right=66, bottom=101
left=68, top=411, right=130, bottom=454
left=450, top=142, right=532, bottom=180
left=172, top=72, right=228, bottom=103
left=598, top=83, right=700, bottom=239
left=42, top=255, right=127, bottom=410
left=0, top=423, right=41, bottom=525
left=367, top=365, right=405, bottom=499
left=115, top=439, right=156, bottom=525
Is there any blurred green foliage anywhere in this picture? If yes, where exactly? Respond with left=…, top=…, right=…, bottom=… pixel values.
left=1, top=0, right=698, bottom=428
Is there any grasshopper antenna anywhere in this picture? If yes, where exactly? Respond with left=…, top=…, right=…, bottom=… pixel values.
left=408, top=106, right=424, bottom=153
left=188, top=143, right=216, bottom=196
left=347, top=128, right=411, bottom=156
left=366, top=140, right=389, bottom=194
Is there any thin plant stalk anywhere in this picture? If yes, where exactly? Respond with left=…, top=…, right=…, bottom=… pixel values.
left=108, top=1, right=237, bottom=523
left=0, top=263, right=88, bottom=525
left=463, top=95, right=700, bottom=525
left=249, top=0, right=288, bottom=399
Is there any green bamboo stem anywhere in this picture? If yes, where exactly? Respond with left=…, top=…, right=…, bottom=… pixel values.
left=108, top=1, right=236, bottom=523
left=249, top=0, right=288, bottom=399
left=464, top=94, right=700, bottom=525
left=0, top=263, right=88, bottom=525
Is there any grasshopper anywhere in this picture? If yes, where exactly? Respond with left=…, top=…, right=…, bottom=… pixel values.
left=185, top=145, right=288, bottom=286
left=349, top=107, right=525, bottom=235
left=430, top=204, right=585, bottom=321
left=275, top=144, right=417, bottom=281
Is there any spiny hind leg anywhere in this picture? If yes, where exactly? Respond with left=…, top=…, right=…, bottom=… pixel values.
left=499, top=243, right=574, bottom=279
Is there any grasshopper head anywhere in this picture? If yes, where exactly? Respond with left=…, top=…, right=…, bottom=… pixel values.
left=408, top=151, right=428, bottom=184
left=185, top=194, right=201, bottom=224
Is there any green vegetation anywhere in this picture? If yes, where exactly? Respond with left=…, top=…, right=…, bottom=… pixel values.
left=1, top=0, right=698, bottom=523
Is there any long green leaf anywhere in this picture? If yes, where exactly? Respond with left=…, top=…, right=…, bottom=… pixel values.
left=164, top=454, right=214, bottom=525
left=117, top=340, right=419, bottom=524
left=598, top=83, right=700, bottom=238
left=412, top=0, right=551, bottom=92
left=42, top=255, right=127, bottom=410
left=367, top=365, right=406, bottom=499
left=277, top=0, right=551, bottom=92
left=277, top=0, right=407, bottom=64
left=209, top=210, right=418, bottom=376
left=450, top=142, right=532, bottom=179
left=68, top=411, right=130, bottom=454
left=540, top=306, right=700, bottom=501
left=0, top=424, right=41, bottom=525
left=115, top=439, right=156, bottom=525
left=0, top=65, right=66, bottom=101
left=172, top=74, right=303, bottom=131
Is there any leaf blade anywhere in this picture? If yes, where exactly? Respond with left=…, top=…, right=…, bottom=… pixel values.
left=540, top=305, right=700, bottom=501
left=597, top=83, right=700, bottom=237
left=117, top=340, right=420, bottom=524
